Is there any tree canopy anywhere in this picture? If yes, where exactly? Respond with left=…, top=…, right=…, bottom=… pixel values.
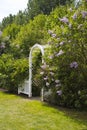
left=27, top=0, right=74, bottom=19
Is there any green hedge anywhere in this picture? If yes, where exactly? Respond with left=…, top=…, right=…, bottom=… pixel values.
left=0, top=54, right=28, bottom=93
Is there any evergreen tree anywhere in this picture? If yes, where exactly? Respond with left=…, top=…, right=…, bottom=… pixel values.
left=1, top=14, right=15, bottom=30
left=27, top=0, right=74, bottom=19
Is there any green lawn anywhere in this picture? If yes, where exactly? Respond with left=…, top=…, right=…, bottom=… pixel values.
left=0, top=91, right=87, bottom=130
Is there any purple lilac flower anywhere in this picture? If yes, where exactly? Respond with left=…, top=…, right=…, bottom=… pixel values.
left=81, top=11, right=87, bottom=18
left=1, top=42, right=5, bottom=46
left=50, top=72, right=54, bottom=76
left=46, top=82, right=50, bottom=86
left=59, top=17, right=69, bottom=24
left=48, top=30, right=53, bottom=35
left=41, top=63, right=49, bottom=70
left=70, top=61, right=78, bottom=68
left=51, top=33, right=56, bottom=38
left=68, top=8, right=72, bottom=12
left=57, top=37, right=60, bottom=41
left=56, top=84, right=60, bottom=87
left=68, top=40, right=71, bottom=43
left=48, top=41, right=52, bottom=45
left=40, top=72, right=44, bottom=75
left=56, top=50, right=64, bottom=57
left=44, top=76, right=48, bottom=80
left=49, top=55, right=54, bottom=59
left=0, top=45, right=5, bottom=49
left=72, top=13, right=77, bottom=20
left=55, top=80, right=60, bottom=84
left=56, top=44, right=59, bottom=47
left=57, top=90, right=62, bottom=96
left=56, top=83, right=61, bottom=87
left=59, top=41, right=65, bottom=46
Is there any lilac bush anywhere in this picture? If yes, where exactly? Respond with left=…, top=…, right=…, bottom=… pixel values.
left=70, top=61, right=78, bottom=68
left=59, top=17, right=69, bottom=24
left=42, top=1, right=87, bottom=109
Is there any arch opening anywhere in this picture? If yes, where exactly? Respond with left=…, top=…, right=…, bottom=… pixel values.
left=28, top=44, right=45, bottom=100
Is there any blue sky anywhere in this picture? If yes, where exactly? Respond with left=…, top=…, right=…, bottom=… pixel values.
left=0, top=0, right=28, bottom=22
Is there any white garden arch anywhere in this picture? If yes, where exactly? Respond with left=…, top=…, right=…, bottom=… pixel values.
left=28, top=44, right=45, bottom=100
left=18, top=44, right=48, bottom=101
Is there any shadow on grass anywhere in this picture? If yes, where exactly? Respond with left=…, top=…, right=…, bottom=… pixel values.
left=42, top=102, right=87, bottom=128
left=0, top=89, right=41, bottom=100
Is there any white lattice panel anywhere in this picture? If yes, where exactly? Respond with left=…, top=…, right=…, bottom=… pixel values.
left=18, top=80, right=30, bottom=96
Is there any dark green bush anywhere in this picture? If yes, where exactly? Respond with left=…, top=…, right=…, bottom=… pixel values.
left=0, top=54, right=28, bottom=93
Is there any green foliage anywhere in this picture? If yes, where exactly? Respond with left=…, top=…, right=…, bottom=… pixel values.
left=14, top=14, right=47, bottom=57
left=0, top=14, right=47, bottom=94
left=3, top=23, right=21, bottom=41
left=0, top=54, right=28, bottom=93
left=14, top=10, right=28, bottom=25
left=45, top=6, right=68, bottom=29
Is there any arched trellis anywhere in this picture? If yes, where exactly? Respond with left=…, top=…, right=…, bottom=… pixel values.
left=28, top=44, right=45, bottom=101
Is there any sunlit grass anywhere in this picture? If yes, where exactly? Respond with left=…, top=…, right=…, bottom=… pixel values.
left=0, top=91, right=87, bottom=130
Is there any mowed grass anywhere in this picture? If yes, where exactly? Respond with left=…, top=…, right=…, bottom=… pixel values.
left=0, top=91, right=87, bottom=130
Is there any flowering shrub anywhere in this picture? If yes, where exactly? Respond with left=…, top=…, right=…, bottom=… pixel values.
left=41, top=1, right=87, bottom=109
